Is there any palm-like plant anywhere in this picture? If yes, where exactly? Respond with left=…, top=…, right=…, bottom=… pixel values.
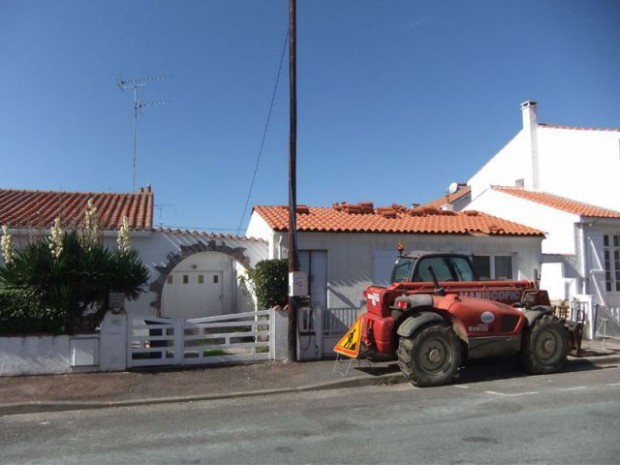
left=0, top=230, right=149, bottom=333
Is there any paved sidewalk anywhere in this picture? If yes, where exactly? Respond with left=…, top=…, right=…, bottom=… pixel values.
left=1, top=339, right=618, bottom=416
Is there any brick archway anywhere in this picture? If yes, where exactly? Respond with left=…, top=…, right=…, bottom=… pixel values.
left=149, top=240, right=251, bottom=315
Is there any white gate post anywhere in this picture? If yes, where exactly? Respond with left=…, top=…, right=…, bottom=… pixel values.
left=99, top=310, right=128, bottom=371
left=270, top=307, right=291, bottom=362
left=315, top=305, right=324, bottom=359
left=174, top=319, right=185, bottom=365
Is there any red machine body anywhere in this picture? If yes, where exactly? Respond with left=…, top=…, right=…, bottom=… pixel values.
left=355, top=251, right=567, bottom=386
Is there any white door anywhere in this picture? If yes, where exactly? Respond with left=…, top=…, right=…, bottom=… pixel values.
left=163, top=271, right=223, bottom=318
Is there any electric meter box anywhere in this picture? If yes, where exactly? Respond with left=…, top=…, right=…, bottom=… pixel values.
left=288, top=271, right=308, bottom=297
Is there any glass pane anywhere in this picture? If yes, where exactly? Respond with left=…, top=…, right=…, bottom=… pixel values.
left=213, top=275, right=219, bottom=284
left=414, top=257, right=454, bottom=282
left=471, top=256, right=491, bottom=281
left=451, top=257, right=476, bottom=281
left=392, top=258, right=414, bottom=282
left=494, top=256, right=513, bottom=280
left=614, top=235, right=620, bottom=247
left=198, top=274, right=204, bottom=284
left=183, top=275, right=189, bottom=284
left=604, top=235, right=609, bottom=247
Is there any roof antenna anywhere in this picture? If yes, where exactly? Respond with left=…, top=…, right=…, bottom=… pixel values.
left=117, top=74, right=171, bottom=192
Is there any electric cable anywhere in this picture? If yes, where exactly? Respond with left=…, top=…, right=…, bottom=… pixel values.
left=236, top=30, right=289, bottom=235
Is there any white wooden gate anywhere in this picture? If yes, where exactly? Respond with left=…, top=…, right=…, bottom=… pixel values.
left=127, top=310, right=271, bottom=368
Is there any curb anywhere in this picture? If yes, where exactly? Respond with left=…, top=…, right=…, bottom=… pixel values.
left=0, top=372, right=404, bottom=417
left=1, top=354, right=617, bottom=417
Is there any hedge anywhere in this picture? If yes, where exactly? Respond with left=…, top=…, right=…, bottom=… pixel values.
left=0, top=289, right=67, bottom=335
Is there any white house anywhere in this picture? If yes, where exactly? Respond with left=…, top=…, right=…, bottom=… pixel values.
left=457, top=101, right=620, bottom=338
left=467, top=187, right=620, bottom=308
left=0, top=187, right=267, bottom=318
left=468, top=101, right=620, bottom=212
left=246, top=202, right=545, bottom=311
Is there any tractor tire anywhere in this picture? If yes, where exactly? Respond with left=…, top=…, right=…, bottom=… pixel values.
left=520, top=314, right=569, bottom=374
left=397, top=323, right=462, bottom=387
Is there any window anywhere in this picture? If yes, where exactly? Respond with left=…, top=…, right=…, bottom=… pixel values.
left=604, top=235, right=620, bottom=292
left=198, top=274, right=204, bottom=284
left=183, top=275, right=189, bottom=284
left=472, top=256, right=491, bottom=280
left=471, top=255, right=513, bottom=280
left=413, top=256, right=476, bottom=282
left=167, top=275, right=173, bottom=285
left=392, top=258, right=414, bottom=283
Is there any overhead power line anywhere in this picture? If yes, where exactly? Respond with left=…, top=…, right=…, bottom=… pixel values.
left=236, top=31, right=289, bottom=235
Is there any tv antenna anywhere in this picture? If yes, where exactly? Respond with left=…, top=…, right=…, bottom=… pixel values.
left=117, top=74, right=172, bottom=192
left=155, top=203, right=174, bottom=227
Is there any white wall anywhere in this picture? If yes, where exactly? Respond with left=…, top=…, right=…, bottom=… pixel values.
left=469, top=132, right=528, bottom=200
left=160, top=251, right=255, bottom=317
left=466, top=188, right=579, bottom=255
left=537, top=127, right=620, bottom=211
left=246, top=213, right=280, bottom=258
left=103, top=230, right=268, bottom=317
left=0, top=336, right=71, bottom=376
left=269, top=231, right=542, bottom=310
left=468, top=104, right=620, bottom=212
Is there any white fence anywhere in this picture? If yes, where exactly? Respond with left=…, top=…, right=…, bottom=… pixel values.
left=594, top=305, right=620, bottom=340
left=298, top=307, right=359, bottom=360
left=127, top=310, right=272, bottom=368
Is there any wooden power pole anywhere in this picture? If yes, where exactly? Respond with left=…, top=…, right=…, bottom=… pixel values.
left=287, top=0, right=299, bottom=362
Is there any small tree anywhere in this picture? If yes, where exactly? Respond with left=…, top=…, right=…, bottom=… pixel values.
left=243, top=259, right=288, bottom=309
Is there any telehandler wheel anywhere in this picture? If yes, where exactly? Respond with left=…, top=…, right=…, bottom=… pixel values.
left=520, top=314, right=569, bottom=374
left=397, top=323, right=462, bottom=387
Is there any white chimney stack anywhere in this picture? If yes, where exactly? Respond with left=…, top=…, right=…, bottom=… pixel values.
left=520, top=100, right=540, bottom=190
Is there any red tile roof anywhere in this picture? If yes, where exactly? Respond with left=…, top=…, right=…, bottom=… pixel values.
left=421, top=186, right=472, bottom=209
left=493, top=187, right=620, bottom=218
left=539, top=123, right=620, bottom=133
left=253, top=202, right=544, bottom=236
left=0, top=187, right=154, bottom=230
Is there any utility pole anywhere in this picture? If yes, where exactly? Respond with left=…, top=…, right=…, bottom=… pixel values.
left=287, top=0, right=299, bottom=362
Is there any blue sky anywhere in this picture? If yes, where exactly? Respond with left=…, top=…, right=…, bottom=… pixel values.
left=1, top=0, right=619, bottom=233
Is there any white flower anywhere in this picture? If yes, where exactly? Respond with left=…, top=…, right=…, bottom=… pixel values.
left=117, top=216, right=131, bottom=254
left=81, top=198, right=100, bottom=249
left=1, top=225, right=14, bottom=265
left=49, top=218, right=64, bottom=259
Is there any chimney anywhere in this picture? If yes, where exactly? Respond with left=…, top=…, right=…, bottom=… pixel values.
left=520, top=100, right=540, bottom=190
left=521, top=100, right=538, bottom=129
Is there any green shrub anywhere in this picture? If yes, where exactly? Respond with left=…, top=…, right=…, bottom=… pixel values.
left=0, top=289, right=67, bottom=335
left=246, top=259, right=288, bottom=309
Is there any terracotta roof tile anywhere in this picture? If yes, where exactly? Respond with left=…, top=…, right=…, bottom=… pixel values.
left=421, top=185, right=472, bottom=209
left=0, top=188, right=154, bottom=230
left=253, top=202, right=543, bottom=236
left=493, top=187, right=620, bottom=218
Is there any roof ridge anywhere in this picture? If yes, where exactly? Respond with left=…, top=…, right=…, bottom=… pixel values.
left=493, top=186, right=620, bottom=218
left=539, top=123, right=620, bottom=133
left=253, top=203, right=544, bottom=236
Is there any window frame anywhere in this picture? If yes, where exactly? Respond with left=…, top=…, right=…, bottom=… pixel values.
left=471, top=254, right=514, bottom=281
left=604, top=234, right=620, bottom=293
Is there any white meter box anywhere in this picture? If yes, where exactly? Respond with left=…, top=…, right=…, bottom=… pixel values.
left=288, top=271, right=308, bottom=297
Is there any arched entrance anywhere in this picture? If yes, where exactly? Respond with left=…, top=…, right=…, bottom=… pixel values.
left=150, top=240, right=254, bottom=318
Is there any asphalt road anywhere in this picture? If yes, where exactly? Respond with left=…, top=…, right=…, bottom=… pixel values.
left=1, top=361, right=619, bottom=465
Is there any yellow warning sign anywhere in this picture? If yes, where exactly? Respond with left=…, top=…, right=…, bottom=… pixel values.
left=334, top=316, right=363, bottom=358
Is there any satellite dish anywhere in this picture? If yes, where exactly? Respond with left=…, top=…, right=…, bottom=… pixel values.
left=448, top=182, right=459, bottom=195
